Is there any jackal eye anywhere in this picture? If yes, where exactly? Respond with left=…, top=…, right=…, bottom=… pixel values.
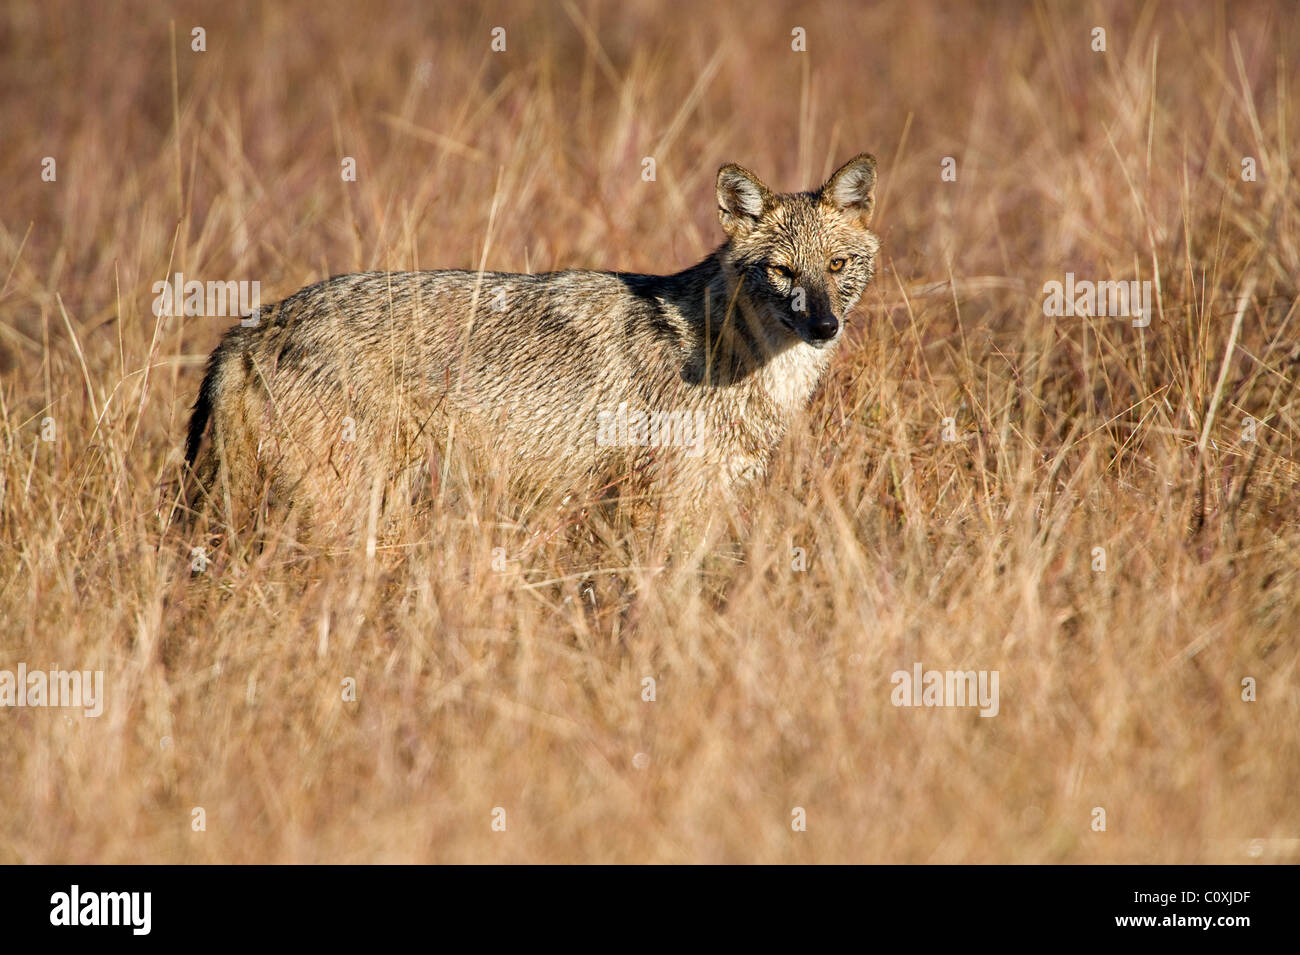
left=828, top=256, right=848, bottom=273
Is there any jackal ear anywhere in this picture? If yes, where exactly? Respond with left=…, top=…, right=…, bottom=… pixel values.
left=717, top=163, right=771, bottom=237
left=822, top=154, right=877, bottom=226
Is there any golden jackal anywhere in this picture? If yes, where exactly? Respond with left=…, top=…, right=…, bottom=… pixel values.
left=183, top=155, right=879, bottom=531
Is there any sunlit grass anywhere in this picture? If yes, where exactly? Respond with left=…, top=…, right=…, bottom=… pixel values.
left=0, top=0, right=1296, bottom=863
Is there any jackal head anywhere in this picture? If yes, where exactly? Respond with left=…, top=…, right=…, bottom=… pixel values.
left=716, top=154, right=879, bottom=348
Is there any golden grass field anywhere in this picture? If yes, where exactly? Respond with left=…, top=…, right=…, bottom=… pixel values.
left=1, top=0, right=1297, bottom=863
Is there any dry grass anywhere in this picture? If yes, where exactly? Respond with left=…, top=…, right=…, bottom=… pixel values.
left=1, top=0, right=1298, bottom=863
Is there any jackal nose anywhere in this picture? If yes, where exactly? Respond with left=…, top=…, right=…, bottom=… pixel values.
left=808, top=316, right=839, bottom=341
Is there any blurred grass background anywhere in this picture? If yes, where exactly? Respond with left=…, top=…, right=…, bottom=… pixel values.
left=0, top=0, right=1297, bottom=862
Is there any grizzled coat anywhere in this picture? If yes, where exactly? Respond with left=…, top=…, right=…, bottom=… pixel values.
left=183, top=155, right=880, bottom=531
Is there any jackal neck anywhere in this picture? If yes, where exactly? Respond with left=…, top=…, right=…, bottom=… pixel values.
left=667, top=250, right=835, bottom=411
